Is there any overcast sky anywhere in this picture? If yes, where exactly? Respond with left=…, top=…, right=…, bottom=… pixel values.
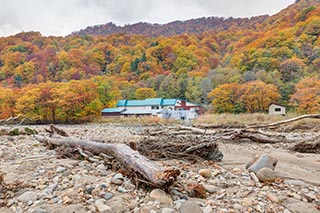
left=0, top=0, right=295, bottom=37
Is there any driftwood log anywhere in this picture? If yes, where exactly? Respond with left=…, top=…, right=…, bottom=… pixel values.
left=0, top=114, right=34, bottom=125
left=245, top=114, right=320, bottom=129
left=35, top=135, right=180, bottom=188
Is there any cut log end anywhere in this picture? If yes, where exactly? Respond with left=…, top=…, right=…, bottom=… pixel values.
left=155, top=169, right=181, bottom=186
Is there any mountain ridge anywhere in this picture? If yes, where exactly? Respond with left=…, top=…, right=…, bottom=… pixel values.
left=73, top=15, right=269, bottom=37
left=73, top=0, right=319, bottom=37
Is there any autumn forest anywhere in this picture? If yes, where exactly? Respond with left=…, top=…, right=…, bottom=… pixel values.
left=0, top=0, right=319, bottom=123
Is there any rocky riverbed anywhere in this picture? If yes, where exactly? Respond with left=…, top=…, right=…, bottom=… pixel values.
left=0, top=124, right=319, bottom=213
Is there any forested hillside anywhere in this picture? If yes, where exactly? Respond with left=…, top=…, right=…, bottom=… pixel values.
left=0, top=0, right=319, bottom=122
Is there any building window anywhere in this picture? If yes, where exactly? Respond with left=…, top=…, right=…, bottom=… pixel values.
left=275, top=108, right=281, bottom=112
left=152, top=106, right=159, bottom=110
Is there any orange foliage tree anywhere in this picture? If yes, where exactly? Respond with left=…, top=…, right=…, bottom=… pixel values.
left=208, top=81, right=281, bottom=113
left=239, top=81, right=281, bottom=113
left=208, top=83, right=243, bottom=113
left=290, top=77, right=320, bottom=113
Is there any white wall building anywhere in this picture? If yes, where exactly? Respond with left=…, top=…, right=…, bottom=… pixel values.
left=268, top=103, right=286, bottom=115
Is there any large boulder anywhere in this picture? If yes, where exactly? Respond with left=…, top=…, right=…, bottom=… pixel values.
left=246, top=154, right=278, bottom=173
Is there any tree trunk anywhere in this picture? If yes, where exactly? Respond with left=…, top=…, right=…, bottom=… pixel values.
left=35, top=135, right=180, bottom=187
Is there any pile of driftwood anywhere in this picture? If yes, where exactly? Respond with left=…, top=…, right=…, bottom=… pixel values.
left=33, top=114, right=320, bottom=188
left=137, top=126, right=223, bottom=161
left=136, top=114, right=320, bottom=159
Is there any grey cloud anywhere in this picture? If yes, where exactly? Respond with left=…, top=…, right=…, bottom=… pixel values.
left=0, top=0, right=295, bottom=37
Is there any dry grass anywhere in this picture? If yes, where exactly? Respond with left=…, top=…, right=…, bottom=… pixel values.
left=95, top=113, right=320, bottom=131
left=95, top=116, right=180, bottom=126
left=194, top=113, right=320, bottom=131
left=194, top=113, right=284, bottom=126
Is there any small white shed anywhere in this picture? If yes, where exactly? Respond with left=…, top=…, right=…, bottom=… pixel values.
left=268, top=103, right=286, bottom=115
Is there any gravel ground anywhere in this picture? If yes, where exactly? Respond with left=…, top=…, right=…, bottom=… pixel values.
left=0, top=124, right=319, bottom=213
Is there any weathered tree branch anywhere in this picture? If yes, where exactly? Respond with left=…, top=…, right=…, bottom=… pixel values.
left=35, top=135, right=180, bottom=187
left=246, top=114, right=320, bottom=129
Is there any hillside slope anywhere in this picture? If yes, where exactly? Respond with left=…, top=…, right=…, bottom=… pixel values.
left=0, top=0, right=319, bottom=122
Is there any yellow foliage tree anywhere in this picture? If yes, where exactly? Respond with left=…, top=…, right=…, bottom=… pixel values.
left=135, top=88, right=157, bottom=100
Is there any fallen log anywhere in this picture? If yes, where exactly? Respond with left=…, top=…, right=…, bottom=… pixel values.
left=291, top=140, right=320, bottom=154
left=246, top=114, right=320, bottom=129
left=35, top=135, right=180, bottom=187
left=0, top=114, right=34, bottom=125
left=231, top=130, right=289, bottom=143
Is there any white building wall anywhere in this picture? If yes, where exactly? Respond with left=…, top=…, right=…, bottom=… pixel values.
left=186, top=102, right=199, bottom=107
left=268, top=104, right=286, bottom=115
left=125, top=106, right=151, bottom=111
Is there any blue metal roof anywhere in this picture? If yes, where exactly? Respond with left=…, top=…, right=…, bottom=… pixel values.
left=125, top=100, right=148, bottom=106
left=116, top=100, right=127, bottom=107
left=145, top=98, right=163, bottom=105
left=162, top=99, right=178, bottom=106
left=101, top=108, right=125, bottom=113
left=115, top=98, right=180, bottom=107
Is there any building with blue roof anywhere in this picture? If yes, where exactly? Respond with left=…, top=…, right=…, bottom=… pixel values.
left=101, top=98, right=204, bottom=119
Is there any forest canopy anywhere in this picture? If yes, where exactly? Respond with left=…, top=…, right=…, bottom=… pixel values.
left=0, top=0, right=319, bottom=122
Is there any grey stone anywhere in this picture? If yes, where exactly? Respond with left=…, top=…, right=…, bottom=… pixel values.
left=34, top=209, right=47, bottom=213
left=17, top=191, right=38, bottom=202
left=203, top=184, right=217, bottom=194
left=247, top=154, right=278, bottom=173
left=242, top=197, right=255, bottom=207
left=72, top=174, right=82, bottom=183
left=233, top=203, right=243, bottom=210
left=0, top=208, right=14, bottom=213
left=95, top=199, right=112, bottom=213
left=99, top=170, right=108, bottom=176
left=105, top=197, right=126, bottom=212
left=85, top=185, right=95, bottom=194
left=0, top=151, right=12, bottom=159
left=62, top=170, right=72, bottom=177
left=128, top=199, right=138, bottom=210
left=266, top=193, right=281, bottom=203
left=284, top=179, right=306, bottom=186
left=6, top=199, right=15, bottom=207
left=123, top=181, right=135, bottom=191
left=117, top=186, right=128, bottom=193
left=43, top=183, right=58, bottom=194
left=56, top=166, right=66, bottom=173
left=50, top=204, right=88, bottom=213
left=179, top=200, right=202, bottom=213
left=111, top=173, right=124, bottom=185
left=103, top=193, right=113, bottom=201
left=161, top=207, right=175, bottom=213
left=97, top=164, right=106, bottom=170
left=150, top=189, right=173, bottom=204
left=202, top=206, right=212, bottom=213
left=256, top=168, right=276, bottom=182
left=113, top=173, right=124, bottom=180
